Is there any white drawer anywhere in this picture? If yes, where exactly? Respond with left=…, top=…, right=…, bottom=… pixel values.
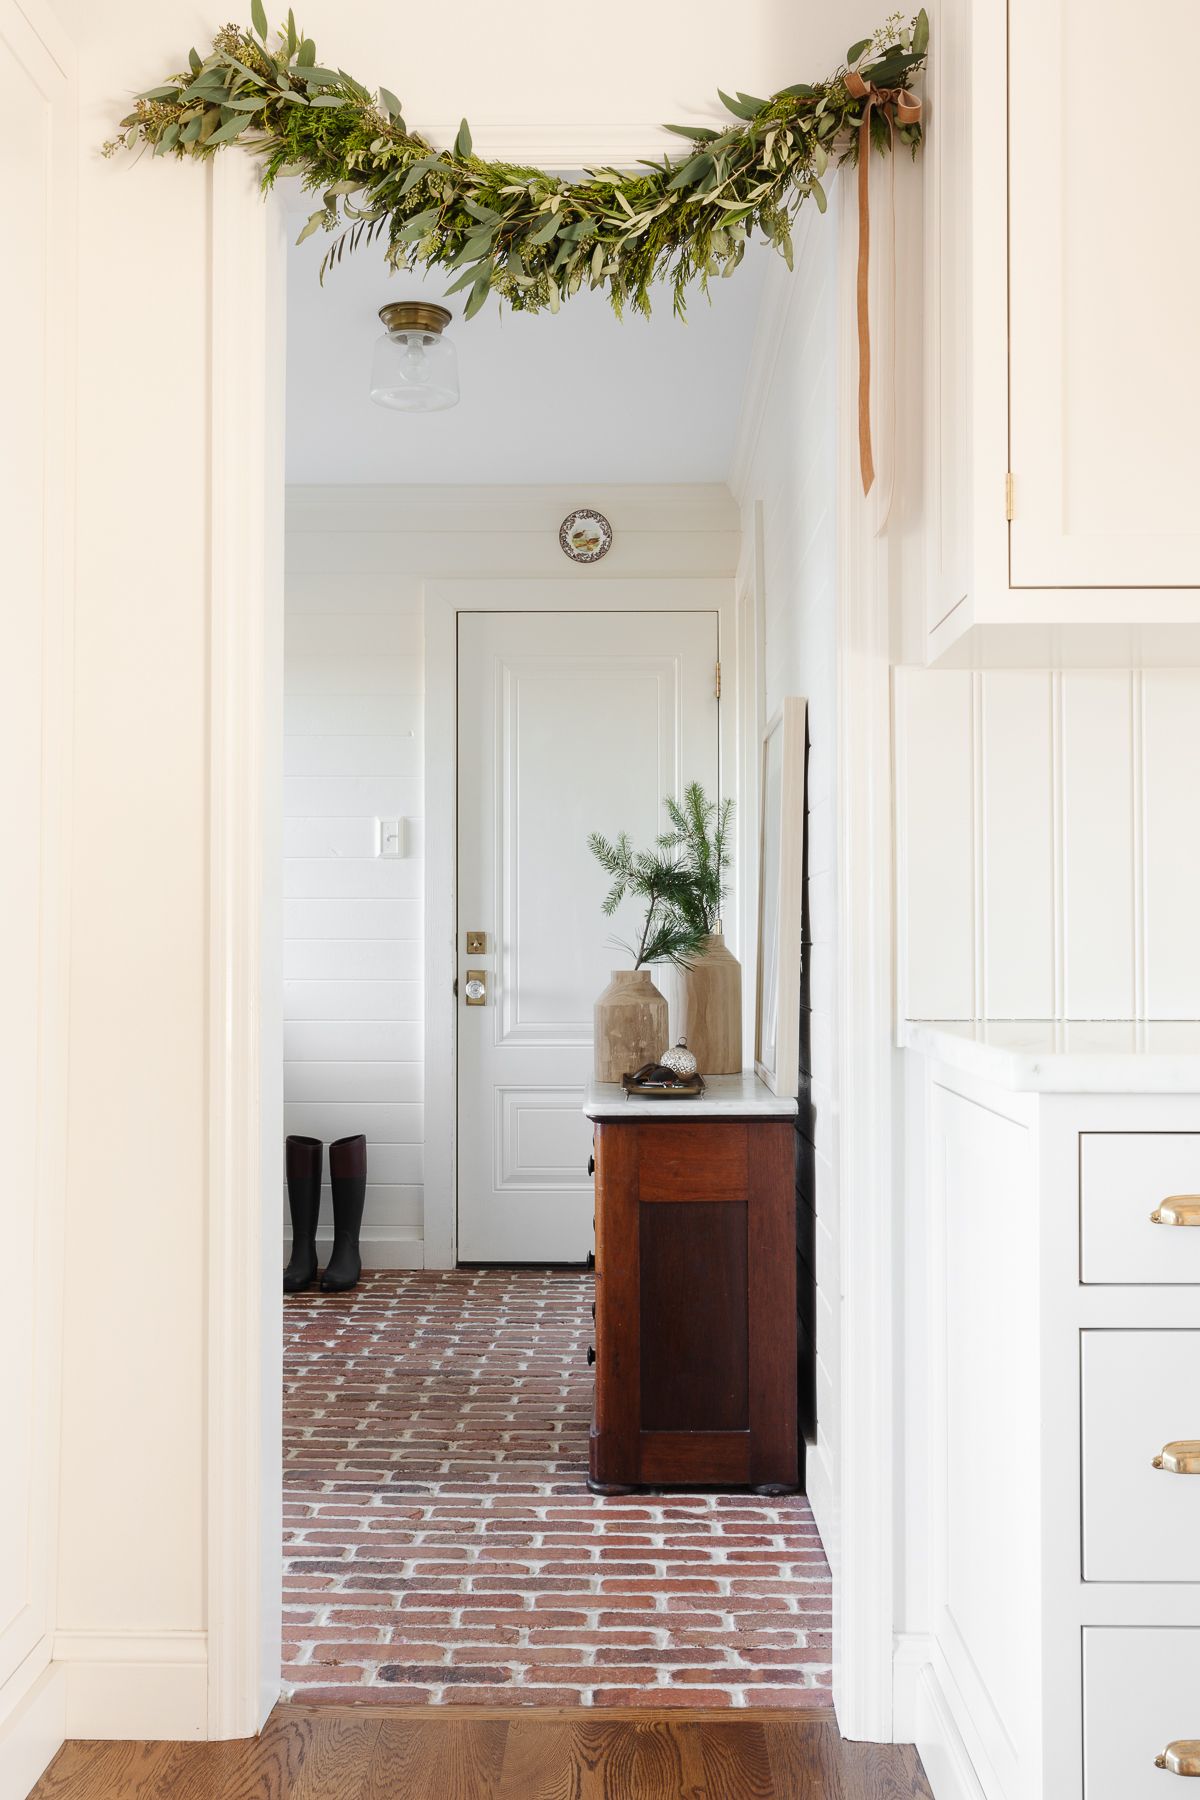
left=1085, top=1627, right=1200, bottom=1797
left=1080, top=1132, right=1200, bottom=1284
left=1082, top=1330, right=1200, bottom=1582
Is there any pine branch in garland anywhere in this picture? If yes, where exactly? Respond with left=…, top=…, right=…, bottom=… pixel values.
left=105, top=7, right=928, bottom=321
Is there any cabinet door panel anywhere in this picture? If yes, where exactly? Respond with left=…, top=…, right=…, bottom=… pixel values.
left=1084, top=1628, right=1200, bottom=1797
left=1009, top=0, right=1200, bottom=588
left=1081, top=1331, right=1200, bottom=1582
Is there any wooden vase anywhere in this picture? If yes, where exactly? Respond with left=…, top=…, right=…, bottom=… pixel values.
left=593, top=969, right=668, bottom=1083
left=675, top=930, right=743, bottom=1074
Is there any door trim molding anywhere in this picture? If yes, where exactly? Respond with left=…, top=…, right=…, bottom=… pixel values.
left=206, top=154, right=286, bottom=1740
left=205, top=144, right=903, bottom=1745
left=423, top=578, right=738, bottom=1272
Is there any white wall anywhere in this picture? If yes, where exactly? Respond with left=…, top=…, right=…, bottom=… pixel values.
left=283, top=486, right=741, bottom=1266
left=897, top=667, right=1200, bottom=1022
left=731, top=203, right=839, bottom=1543
left=0, top=0, right=75, bottom=1787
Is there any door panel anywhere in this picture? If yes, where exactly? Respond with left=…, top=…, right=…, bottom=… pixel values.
left=1009, top=0, right=1200, bottom=588
left=457, top=610, right=719, bottom=1262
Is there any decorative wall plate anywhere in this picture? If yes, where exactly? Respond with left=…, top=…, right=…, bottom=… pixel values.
left=559, top=508, right=613, bottom=564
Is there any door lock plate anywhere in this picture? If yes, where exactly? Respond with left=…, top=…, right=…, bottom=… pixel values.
left=466, top=930, right=488, bottom=954
left=464, top=969, right=487, bottom=1005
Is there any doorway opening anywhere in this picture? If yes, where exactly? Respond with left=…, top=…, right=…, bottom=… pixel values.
left=278, top=179, right=838, bottom=1706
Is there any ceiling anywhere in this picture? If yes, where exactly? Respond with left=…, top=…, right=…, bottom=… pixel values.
left=284, top=199, right=771, bottom=486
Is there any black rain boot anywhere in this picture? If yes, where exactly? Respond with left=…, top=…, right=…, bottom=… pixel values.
left=321, top=1134, right=367, bottom=1293
left=284, top=1136, right=323, bottom=1293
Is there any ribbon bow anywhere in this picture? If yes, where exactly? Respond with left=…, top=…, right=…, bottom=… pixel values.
left=844, top=70, right=923, bottom=495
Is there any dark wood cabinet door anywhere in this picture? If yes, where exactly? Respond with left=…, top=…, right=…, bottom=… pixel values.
left=590, top=1119, right=797, bottom=1491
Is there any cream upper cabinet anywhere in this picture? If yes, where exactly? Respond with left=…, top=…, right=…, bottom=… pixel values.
left=1008, top=0, right=1200, bottom=591
left=923, top=0, right=1200, bottom=662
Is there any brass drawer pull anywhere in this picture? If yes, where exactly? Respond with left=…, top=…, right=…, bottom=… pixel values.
left=1156, top=1741, right=1200, bottom=1775
left=1150, top=1197, right=1200, bottom=1226
left=1151, top=1195, right=1200, bottom=1224
left=1152, top=1441, right=1200, bottom=1474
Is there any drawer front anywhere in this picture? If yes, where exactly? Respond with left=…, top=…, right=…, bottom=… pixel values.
left=1081, top=1132, right=1200, bottom=1284
left=1085, top=1628, right=1200, bottom=1797
left=1082, top=1330, right=1200, bottom=1582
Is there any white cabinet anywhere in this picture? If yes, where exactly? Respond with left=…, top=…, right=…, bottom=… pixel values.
left=1084, top=1629, right=1200, bottom=1799
left=923, top=0, right=1200, bottom=663
left=1081, top=1331, right=1200, bottom=1583
left=899, top=1029, right=1200, bottom=1800
left=1008, top=0, right=1200, bottom=593
left=1080, top=1133, right=1200, bottom=1285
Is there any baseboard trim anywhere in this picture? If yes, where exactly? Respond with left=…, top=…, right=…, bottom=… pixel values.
left=54, top=1632, right=208, bottom=1740
left=283, top=1229, right=425, bottom=1271
left=893, top=1638, right=988, bottom=1800
left=0, top=1665, right=65, bottom=1800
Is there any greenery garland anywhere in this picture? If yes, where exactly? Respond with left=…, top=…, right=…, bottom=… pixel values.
left=107, top=7, right=927, bottom=321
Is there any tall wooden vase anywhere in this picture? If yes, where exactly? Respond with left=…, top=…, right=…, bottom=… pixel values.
left=676, top=930, right=742, bottom=1074
left=593, top=970, right=668, bottom=1083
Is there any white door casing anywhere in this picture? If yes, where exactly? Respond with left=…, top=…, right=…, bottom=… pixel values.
left=456, top=610, right=720, bottom=1263
left=0, top=0, right=74, bottom=1748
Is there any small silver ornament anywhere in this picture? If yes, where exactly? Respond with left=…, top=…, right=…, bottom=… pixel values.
left=660, top=1038, right=698, bottom=1078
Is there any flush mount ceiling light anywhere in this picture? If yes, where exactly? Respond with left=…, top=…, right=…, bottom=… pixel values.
left=370, top=301, right=459, bottom=413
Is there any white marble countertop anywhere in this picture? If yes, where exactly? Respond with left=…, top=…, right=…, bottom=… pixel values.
left=900, top=1018, right=1200, bottom=1093
left=583, top=1072, right=797, bottom=1119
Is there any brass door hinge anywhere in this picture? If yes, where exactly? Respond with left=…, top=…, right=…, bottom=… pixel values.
left=1005, top=472, right=1014, bottom=521
left=715, top=661, right=722, bottom=700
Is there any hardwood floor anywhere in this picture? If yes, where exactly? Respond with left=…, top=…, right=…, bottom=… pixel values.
left=30, top=1704, right=933, bottom=1799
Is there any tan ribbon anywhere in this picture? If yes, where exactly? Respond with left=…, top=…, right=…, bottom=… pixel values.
left=844, top=70, right=922, bottom=495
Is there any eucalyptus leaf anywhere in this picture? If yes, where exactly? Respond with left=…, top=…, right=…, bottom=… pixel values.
left=107, top=7, right=927, bottom=319
left=847, top=37, right=872, bottom=61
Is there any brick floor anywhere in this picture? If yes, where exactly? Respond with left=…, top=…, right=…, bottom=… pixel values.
left=282, top=1269, right=832, bottom=1707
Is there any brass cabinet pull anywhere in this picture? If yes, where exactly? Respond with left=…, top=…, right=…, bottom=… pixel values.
left=1150, top=1196, right=1200, bottom=1226
left=1152, top=1441, right=1200, bottom=1474
left=1155, top=1741, right=1200, bottom=1775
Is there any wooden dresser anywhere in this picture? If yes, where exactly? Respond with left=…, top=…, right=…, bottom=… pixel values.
left=584, top=1076, right=800, bottom=1495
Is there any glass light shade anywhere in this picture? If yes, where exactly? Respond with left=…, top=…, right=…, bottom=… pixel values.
left=370, top=314, right=459, bottom=413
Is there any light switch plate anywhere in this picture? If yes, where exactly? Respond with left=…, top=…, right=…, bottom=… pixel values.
left=376, top=818, right=405, bottom=858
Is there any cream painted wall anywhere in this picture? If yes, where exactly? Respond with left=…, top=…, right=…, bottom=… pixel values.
left=282, top=486, right=741, bottom=1266
left=896, top=667, right=1200, bottom=1022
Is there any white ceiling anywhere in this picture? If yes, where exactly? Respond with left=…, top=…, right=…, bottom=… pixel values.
left=284, top=195, right=771, bottom=486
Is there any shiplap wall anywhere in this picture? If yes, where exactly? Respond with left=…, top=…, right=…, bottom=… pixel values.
left=733, top=208, right=838, bottom=1482
left=283, top=486, right=741, bottom=1266
left=283, top=553, right=425, bottom=1266
left=897, top=667, right=1200, bottom=1021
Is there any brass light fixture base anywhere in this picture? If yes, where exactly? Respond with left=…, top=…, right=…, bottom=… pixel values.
left=378, top=301, right=452, bottom=336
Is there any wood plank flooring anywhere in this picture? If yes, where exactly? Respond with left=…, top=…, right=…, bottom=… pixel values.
left=30, top=1704, right=933, bottom=1800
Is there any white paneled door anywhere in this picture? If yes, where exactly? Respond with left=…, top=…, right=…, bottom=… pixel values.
left=457, top=610, right=720, bottom=1262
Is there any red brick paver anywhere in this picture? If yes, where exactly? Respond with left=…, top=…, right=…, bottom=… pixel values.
left=282, top=1269, right=832, bottom=1706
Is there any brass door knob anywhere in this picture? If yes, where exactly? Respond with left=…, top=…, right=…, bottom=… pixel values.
left=1152, top=1441, right=1200, bottom=1474
left=1150, top=1197, right=1200, bottom=1226
left=1155, top=1741, right=1200, bottom=1774
left=464, top=970, right=487, bottom=1005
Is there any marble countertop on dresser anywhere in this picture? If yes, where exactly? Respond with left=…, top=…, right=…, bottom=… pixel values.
left=899, top=1018, right=1200, bottom=1093
left=583, top=1072, right=797, bottom=1120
